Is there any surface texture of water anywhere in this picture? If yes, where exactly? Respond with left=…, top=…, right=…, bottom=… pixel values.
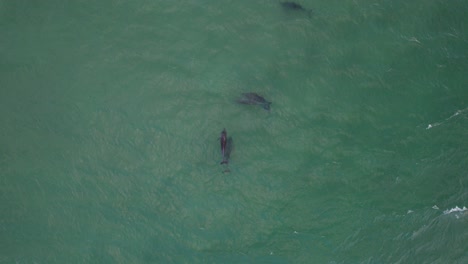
left=1, top=0, right=467, bottom=263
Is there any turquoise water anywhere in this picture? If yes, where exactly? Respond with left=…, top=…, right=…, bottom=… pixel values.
left=1, top=0, right=467, bottom=263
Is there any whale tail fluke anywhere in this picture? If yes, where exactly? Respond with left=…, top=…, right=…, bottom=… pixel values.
left=262, top=101, right=272, bottom=111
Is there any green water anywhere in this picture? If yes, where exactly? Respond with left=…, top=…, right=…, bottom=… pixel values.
left=1, top=0, right=467, bottom=263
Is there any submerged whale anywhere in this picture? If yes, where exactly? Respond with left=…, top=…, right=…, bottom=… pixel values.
left=220, top=128, right=229, bottom=164
left=281, top=1, right=305, bottom=10
left=237, top=93, right=272, bottom=111
left=280, top=1, right=312, bottom=17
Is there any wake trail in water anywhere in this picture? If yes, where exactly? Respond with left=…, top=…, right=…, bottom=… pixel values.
left=425, top=107, right=468, bottom=130
left=443, top=206, right=468, bottom=215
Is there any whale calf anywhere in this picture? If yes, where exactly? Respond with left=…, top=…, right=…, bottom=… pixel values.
left=220, top=128, right=228, bottom=164
left=237, top=93, right=272, bottom=111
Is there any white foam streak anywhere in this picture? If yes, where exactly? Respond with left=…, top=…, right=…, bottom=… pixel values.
left=443, top=206, right=467, bottom=215
left=426, top=107, right=468, bottom=129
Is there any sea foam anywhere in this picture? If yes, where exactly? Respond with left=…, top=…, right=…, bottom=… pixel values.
left=443, top=206, right=467, bottom=215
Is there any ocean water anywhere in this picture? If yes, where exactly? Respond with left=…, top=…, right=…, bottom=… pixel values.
left=1, top=0, right=467, bottom=263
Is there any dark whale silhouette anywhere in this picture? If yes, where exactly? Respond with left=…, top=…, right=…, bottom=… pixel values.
left=280, top=1, right=312, bottom=18
left=220, top=128, right=229, bottom=164
left=281, top=1, right=304, bottom=10
left=237, top=93, right=272, bottom=111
